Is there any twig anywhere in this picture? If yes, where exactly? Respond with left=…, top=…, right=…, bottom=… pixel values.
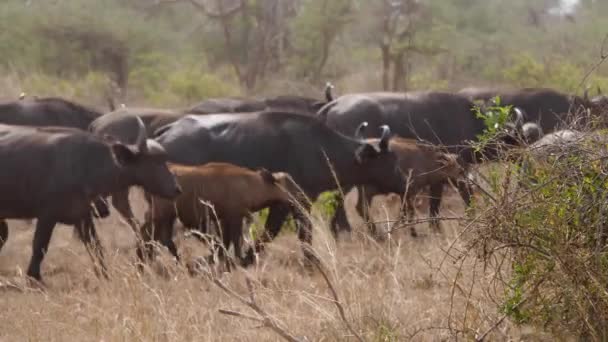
left=212, top=276, right=303, bottom=342
left=475, top=296, right=527, bottom=342
left=312, top=261, right=366, bottom=342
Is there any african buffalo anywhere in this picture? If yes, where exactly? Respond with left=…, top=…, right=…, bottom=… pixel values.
left=154, top=111, right=402, bottom=262
left=458, top=87, right=593, bottom=131
left=592, top=94, right=608, bottom=116
left=317, top=91, right=506, bottom=235
left=0, top=97, right=103, bottom=130
left=331, top=122, right=470, bottom=238
left=142, top=163, right=299, bottom=268
left=186, top=83, right=334, bottom=115
left=186, top=97, right=267, bottom=114
left=0, top=119, right=181, bottom=283
left=89, top=108, right=187, bottom=230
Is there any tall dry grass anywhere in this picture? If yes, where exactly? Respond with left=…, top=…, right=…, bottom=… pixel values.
left=0, top=188, right=555, bottom=341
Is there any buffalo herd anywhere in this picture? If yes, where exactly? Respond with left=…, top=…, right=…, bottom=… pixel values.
left=0, top=84, right=605, bottom=284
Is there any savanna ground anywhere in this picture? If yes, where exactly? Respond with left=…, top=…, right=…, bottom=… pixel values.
left=1, top=1, right=606, bottom=340
left=0, top=181, right=555, bottom=341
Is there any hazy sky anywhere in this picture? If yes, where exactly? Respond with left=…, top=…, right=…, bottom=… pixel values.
left=551, top=0, right=580, bottom=15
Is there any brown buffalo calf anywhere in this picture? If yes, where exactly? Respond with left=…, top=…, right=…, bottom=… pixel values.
left=141, top=162, right=298, bottom=267
left=355, top=137, right=468, bottom=237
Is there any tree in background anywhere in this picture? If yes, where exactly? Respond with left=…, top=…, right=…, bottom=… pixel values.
left=291, top=0, right=354, bottom=83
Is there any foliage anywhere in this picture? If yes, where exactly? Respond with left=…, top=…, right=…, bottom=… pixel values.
left=314, top=191, right=341, bottom=220
left=471, top=96, right=513, bottom=154
left=2, top=0, right=608, bottom=104
left=290, top=0, right=354, bottom=81
left=470, top=130, right=608, bottom=339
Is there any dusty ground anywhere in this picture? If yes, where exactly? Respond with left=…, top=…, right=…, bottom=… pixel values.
left=0, top=188, right=552, bottom=341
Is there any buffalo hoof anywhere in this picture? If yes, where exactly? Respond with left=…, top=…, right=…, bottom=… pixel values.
left=25, top=276, right=46, bottom=290
left=241, top=248, right=257, bottom=267
left=430, top=222, right=442, bottom=233
left=410, top=227, right=418, bottom=238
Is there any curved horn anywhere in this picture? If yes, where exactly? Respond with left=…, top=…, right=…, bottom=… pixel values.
left=133, top=116, right=147, bottom=153
left=324, top=82, right=335, bottom=102
left=512, top=107, right=524, bottom=128
left=379, top=125, right=391, bottom=151
left=355, top=121, right=368, bottom=139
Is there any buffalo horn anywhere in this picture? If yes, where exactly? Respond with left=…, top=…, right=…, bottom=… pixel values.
left=512, top=107, right=524, bottom=128
left=355, top=121, right=368, bottom=139
left=379, top=125, right=391, bottom=151
left=325, top=82, right=334, bottom=102
left=133, top=116, right=148, bottom=153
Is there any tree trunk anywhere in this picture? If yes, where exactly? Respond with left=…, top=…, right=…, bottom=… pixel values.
left=391, top=51, right=405, bottom=91
left=381, top=44, right=391, bottom=91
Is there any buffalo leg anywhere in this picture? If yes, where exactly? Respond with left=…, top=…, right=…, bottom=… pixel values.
left=252, top=203, right=291, bottom=254
left=455, top=178, right=473, bottom=207
left=0, top=219, right=7, bottom=252
left=27, top=218, right=57, bottom=282
left=356, top=186, right=383, bottom=239
left=330, top=198, right=350, bottom=239
left=137, top=219, right=155, bottom=265
left=429, top=182, right=443, bottom=232
left=112, top=189, right=140, bottom=234
left=92, top=197, right=110, bottom=218
left=405, top=193, right=418, bottom=237
left=294, top=202, right=319, bottom=265
left=216, top=217, right=244, bottom=270
left=75, top=215, right=108, bottom=279
left=157, top=219, right=179, bottom=262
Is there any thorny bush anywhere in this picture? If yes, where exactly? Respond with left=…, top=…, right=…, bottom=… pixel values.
left=468, top=107, right=608, bottom=340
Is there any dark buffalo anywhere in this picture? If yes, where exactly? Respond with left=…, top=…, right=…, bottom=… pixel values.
left=458, top=87, right=593, bottom=131
left=317, top=91, right=494, bottom=160
left=89, top=109, right=186, bottom=232
left=592, top=94, right=608, bottom=116
left=263, top=82, right=335, bottom=114
left=186, top=83, right=334, bottom=115
left=0, top=97, right=103, bottom=130
left=186, top=97, right=267, bottom=114
left=331, top=122, right=470, bottom=239
left=0, top=120, right=181, bottom=283
left=153, top=111, right=402, bottom=262
left=317, top=91, right=502, bottom=234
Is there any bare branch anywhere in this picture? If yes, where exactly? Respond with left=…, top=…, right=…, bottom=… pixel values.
left=313, top=262, right=365, bottom=342
left=211, top=275, right=303, bottom=342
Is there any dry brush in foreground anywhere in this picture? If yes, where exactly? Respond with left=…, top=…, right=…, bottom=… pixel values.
left=0, top=189, right=556, bottom=341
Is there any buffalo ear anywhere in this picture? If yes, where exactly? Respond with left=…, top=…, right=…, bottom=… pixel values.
left=111, top=143, right=138, bottom=166
left=259, top=168, right=276, bottom=184
left=355, top=143, right=379, bottom=164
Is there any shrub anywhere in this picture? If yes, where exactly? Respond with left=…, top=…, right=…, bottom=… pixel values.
left=469, top=128, right=608, bottom=340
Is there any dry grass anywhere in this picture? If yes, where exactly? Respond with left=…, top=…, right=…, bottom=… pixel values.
left=0, top=188, right=553, bottom=341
